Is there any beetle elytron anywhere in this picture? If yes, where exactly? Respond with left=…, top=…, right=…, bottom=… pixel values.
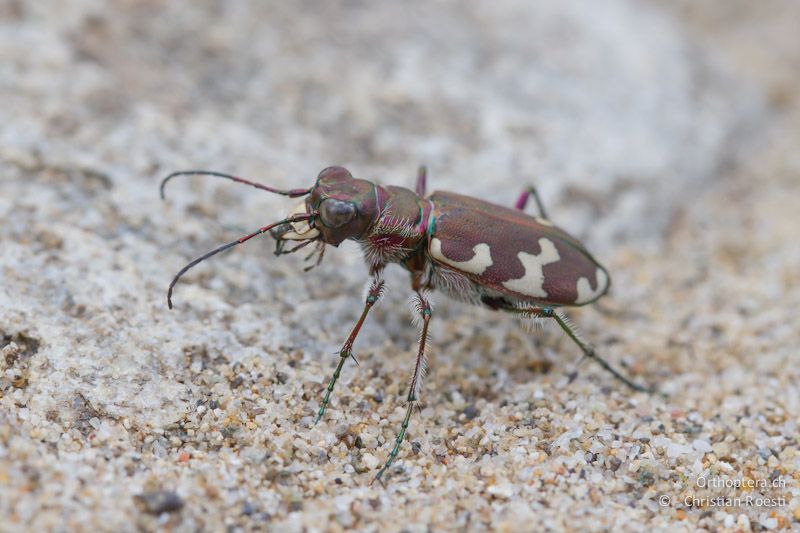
left=160, top=166, right=651, bottom=483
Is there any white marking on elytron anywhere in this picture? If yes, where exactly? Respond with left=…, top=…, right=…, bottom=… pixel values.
left=430, top=238, right=493, bottom=275
left=534, top=217, right=554, bottom=227
left=502, top=238, right=560, bottom=297
left=575, top=268, right=608, bottom=304
left=281, top=201, right=320, bottom=240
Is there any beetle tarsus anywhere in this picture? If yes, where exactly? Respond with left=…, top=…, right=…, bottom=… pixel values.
left=374, top=402, right=414, bottom=484
left=498, top=305, right=655, bottom=394
left=316, top=350, right=350, bottom=424
left=550, top=310, right=656, bottom=394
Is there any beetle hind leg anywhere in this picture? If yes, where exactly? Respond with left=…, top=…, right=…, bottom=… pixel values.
left=502, top=305, right=655, bottom=394
left=415, top=165, right=427, bottom=197
left=548, top=310, right=655, bottom=394
left=514, top=185, right=549, bottom=219
left=374, top=291, right=432, bottom=484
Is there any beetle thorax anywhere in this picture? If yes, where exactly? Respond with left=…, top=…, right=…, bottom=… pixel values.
left=359, top=185, right=429, bottom=268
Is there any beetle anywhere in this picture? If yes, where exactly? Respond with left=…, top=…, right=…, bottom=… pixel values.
left=160, top=165, right=652, bottom=483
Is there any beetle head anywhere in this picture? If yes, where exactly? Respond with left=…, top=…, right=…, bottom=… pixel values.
left=271, top=166, right=380, bottom=248
left=160, top=166, right=380, bottom=308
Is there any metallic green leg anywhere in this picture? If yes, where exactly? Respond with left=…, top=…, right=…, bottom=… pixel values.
left=316, top=277, right=385, bottom=423
left=316, top=352, right=349, bottom=424
left=549, top=310, right=654, bottom=394
left=374, top=403, right=414, bottom=483
left=503, top=305, right=654, bottom=393
left=374, top=292, right=431, bottom=484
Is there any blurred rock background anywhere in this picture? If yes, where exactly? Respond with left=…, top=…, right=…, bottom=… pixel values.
left=1, top=1, right=798, bottom=531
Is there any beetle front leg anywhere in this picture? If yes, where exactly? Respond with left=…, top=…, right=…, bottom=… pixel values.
left=514, top=185, right=549, bottom=219
left=315, top=275, right=386, bottom=423
left=374, top=291, right=432, bottom=484
left=504, top=306, right=654, bottom=393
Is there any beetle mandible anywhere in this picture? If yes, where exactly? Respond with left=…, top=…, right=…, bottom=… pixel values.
left=160, top=165, right=652, bottom=483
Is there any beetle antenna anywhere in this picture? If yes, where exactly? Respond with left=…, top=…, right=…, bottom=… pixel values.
left=167, top=213, right=312, bottom=309
left=160, top=170, right=311, bottom=200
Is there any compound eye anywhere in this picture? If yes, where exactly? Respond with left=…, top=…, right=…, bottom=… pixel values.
left=318, top=199, right=356, bottom=228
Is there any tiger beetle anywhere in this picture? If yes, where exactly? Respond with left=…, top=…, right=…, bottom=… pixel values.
left=160, top=165, right=653, bottom=483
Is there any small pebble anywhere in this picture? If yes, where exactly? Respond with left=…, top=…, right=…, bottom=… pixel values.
left=362, top=453, right=379, bottom=470
left=134, top=491, right=184, bottom=515
left=487, top=483, right=514, bottom=499
left=462, top=405, right=480, bottom=421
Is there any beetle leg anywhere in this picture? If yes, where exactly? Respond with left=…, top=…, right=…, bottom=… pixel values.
left=415, top=165, right=427, bottom=197
left=374, top=291, right=432, bottom=484
left=514, top=185, right=549, bottom=219
left=548, top=310, right=655, bottom=393
left=503, top=305, right=654, bottom=393
left=315, top=275, right=385, bottom=424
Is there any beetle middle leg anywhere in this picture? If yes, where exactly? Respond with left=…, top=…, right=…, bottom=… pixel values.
left=501, top=305, right=654, bottom=393
left=374, top=291, right=432, bottom=484
left=315, top=274, right=385, bottom=423
left=514, top=185, right=549, bottom=219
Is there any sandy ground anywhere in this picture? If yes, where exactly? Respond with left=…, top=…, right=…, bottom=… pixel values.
left=1, top=1, right=799, bottom=531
